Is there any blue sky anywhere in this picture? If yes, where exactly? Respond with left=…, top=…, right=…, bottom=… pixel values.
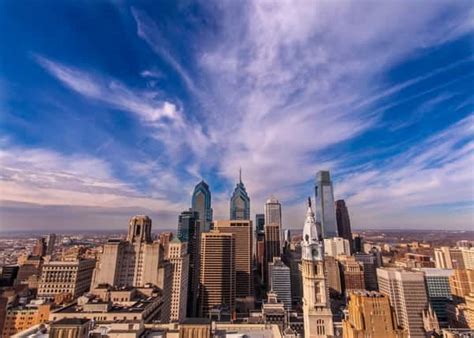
left=0, top=1, right=473, bottom=231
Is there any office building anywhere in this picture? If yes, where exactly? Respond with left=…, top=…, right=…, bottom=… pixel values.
left=324, top=237, right=351, bottom=257
left=353, top=235, right=363, bottom=253
left=342, top=290, right=407, bottom=338
left=230, top=169, right=250, bottom=220
left=284, top=229, right=291, bottom=245
left=377, top=268, right=429, bottom=338
left=262, top=291, right=287, bottom=333
left=314, top=170, right=337, bottom=239
left=0, top=265, right=19, bottom=287
left=462, top=248, right=474, bottom=270
left=265, top=196, right=282, bottom=227
left=213, top=220, right=253, bottom=300
left=32, top=238, right=47, bottom=257
left=199, top=231, right=235, bottom=317
left=264, top=198, right=282, bottom=284
left=168, top=238, right=189, bottom=322
left=2, top=302, right=50, bottom=337
left=192, top=180, right=213, bottom=232
left=46, top=234, right=56, bottom=256
left=354, top=253, right=379, bottom=291
left=335, top=200, right=353, bottom=252
left=38, top=259, right=95, bottom=301
left=418, top=268, right=453, bottom=326
left=450, top=269, right=474, bottom=301
left=434, top=247, right=465, bottom=269
left=159, top=232, right=173, bottom=259
left=255, top=214, right=265, bottom=282
left=325, top=256, right=343, bottom=296
left=301, top=198, right=334, bottom=337
left=91, top=216, right=169, bottom=290
left=339, top=256, right=365, bottom=293
left=177, top=209, right=201, bottom=317
left=268, top=257, right=292, bottom=310
left=282, top=246, right=303, bottom=305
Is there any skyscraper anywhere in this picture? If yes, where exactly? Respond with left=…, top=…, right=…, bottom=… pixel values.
left=177, top=209, right=201, bottom=317
left=255, top=214, right=265, bottom=282
left=342, top=290, right=406, bottom=338
left=301, top=198, right=334, bottom=337
left=46, top=233, right=56, bottom=256
left=168, top=238, right=189, bottom=322
left=213, top=220, right=253, bottom=300
left=255, top=213, right=265, bottom=233
left=324, top=237, right=351, bottom=257
left=339, top=256, right=365, bottom=293
left=265, top=196, right=282, bottom=226
left=264, top=196, right=282, bottom=284
left=335, top=200, right=353, bottom=252
left=418, top=268, right=453, bottom=326
left=230, top=169, right=250, bottom=220
left=192, top=180, right=213, bottom=232
left=314, top=170, right=338, bottom=239
left=199, top=231, right=235, bottom=317
left=268, top=257, right=292, bottom=310
left=377, top=268, right=429, bottom=338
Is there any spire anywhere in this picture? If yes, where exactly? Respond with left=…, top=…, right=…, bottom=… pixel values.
left=239, top=167, right=242, bottom=184
left=307, top=196, right=311, bottom=208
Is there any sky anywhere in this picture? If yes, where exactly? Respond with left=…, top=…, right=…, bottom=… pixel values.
left=0, top=0, right=473, bottom=232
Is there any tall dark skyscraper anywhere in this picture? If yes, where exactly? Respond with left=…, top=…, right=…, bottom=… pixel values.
left=255, top=214, right=265, bottom=284
left=314, top=170, right=338, bottom=239
left=335, top=199, right=353, bottom=253
left=192, top=180, right=213, bottom=233
left=177, top=209, right=201, bottom=317
left=230, top=169, right=250, bottom=220
left=255, top=214, right=265, bottom=233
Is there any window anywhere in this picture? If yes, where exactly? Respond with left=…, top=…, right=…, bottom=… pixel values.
left=316, top=319, right=325, bottom=335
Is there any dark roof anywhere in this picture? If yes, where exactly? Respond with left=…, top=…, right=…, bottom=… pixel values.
left=181, top=318, right=211, bottom=325
left=51, top=318, right=91, bottom=326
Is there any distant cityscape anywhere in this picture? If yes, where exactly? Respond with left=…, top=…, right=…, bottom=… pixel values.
left=0, top=170, right=473, bottom=338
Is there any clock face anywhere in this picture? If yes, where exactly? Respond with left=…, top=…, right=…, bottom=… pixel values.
left=312, top=248, right=318, bottom=258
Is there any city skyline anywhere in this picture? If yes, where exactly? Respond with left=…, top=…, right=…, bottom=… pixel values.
left=1, top=1, right=473, bottom=231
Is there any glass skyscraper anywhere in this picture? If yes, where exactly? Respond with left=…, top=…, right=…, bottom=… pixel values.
left=230, top=170, right=250, bottom=220
left=191, top=180, right=213, bottom=232
left=314, top=170, right=338, bottom=239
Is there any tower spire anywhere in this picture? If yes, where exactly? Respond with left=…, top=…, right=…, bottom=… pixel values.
left=239, top=167, right=242, bottom=184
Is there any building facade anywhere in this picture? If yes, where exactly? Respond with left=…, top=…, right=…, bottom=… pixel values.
left=230, top=170, right=250, bottom=220
left=168, top=239, right=189, bottom=322
left=301, top=198, right=334, bottom=338
left=324, top=237, right=351, bottom=257
left=335, top=200, right=353, bottom=252
left=191, top=180, right=213, bottom=233
left=199, top=231, right=236, bottom=318
left=419, top=268, right=453, bottom=326
left=268, top=257, right=292, bottom=310
left=314, top=171, right=338, bottom=239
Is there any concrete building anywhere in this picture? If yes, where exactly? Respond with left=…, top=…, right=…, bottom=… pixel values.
left=339, top=256, right=365, bottom=293
left=434, top=247, right=465, bottom=269
left=168, top=238, right=189, bottom=322
left=91, top=216, right=168, bottom=289
left=49, top=318, right=91, bottom=338
left=324, top=237, right=351, bottom=257
left=450, top=269, right=474, bottom=301
left=418, top=268, right=453, bottom=326
left=354, top=253, right=379, bottom=291
left=301, top=198, right=334, bottom=337
left=177, top=209, right=201, bottom=318
left=192, top=180, right=213, bottom=233
left=342, top=290, right=407, bottom=338
left=230, top=169, right=250, bottom=220
left=377, top=268, right=429, bottom=338
left=268, top=257, right=292, bottom=310
left=462, top=248, right=474, bottom=270
left=199, top=231, right=235, bottom=318
left=213, top=220, right=253, bottom=301
left=335, top=200, right=353, bottom=253
left=38, top=259, right=95, bottom=301
left=314, top=171, right=337, bottom=239
left=1, top=302, right=50, bottom=337
left=158, top=232, right=173, bottom=260
left=282, top=245, right=303, bottom=306
left=325, top=256, right=342, bottom=297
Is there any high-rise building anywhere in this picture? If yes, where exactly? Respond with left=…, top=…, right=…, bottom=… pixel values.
left=324, top=237, right=351, bottom=257
left=192, top=180, right=213, bottom=232
left=168, top=238, right=189, bottom=322
left=354, top=253, right=379, bottom=291
left=314, top=170, right=337, bottom=239
left=339, top=256, right=365, bottom=293
left=265, top=196, right=282, bottom=227
left=434, top=247, right=465, bottom=269
left=335, top=200, right=353, bottom=253
left=213, top=220, right=253, bottom=299
left=199, top=231, right=235, bottom=317
left=1, top=303, right=50, bottom=337
left=38, top=259, right=95, bottom=301
left=353, top=235, right=363, bottom=253
left=282, top=246, right=303, bottom=305
left=32, top=238, right=47, bottom=257
left=325, top=256, right=342, bottom=297
left=301, top=198, right=334, bottom=337
left=46, top=234, right=56, bottom=256
left=418, top=268, right=453, bottom=326
left=159, top=232, right=173, bottom=259
left=284, top=229, right=291, bottom=245
left=462, top=248, right=474, bottom=270
left=265, top=223, right=281, bottom=284
left=342, top=290, right=407, bottom=338
left=230, top=169, right=250, bottom=220
left=268, top=257, right=292, bottom=310
left=450, top=269, right=474, bottom=301
left=177, top=210, right=201, bottom=317
left=255, top=214, right=265, bottom=283
left=91, top=216, right=169, bottom=289
left=377, top=268, right=429, bottom=338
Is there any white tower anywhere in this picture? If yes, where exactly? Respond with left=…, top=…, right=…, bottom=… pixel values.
left=302, top=198, right=334, bottom=338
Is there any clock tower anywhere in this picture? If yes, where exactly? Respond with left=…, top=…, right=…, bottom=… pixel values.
left=302, top=198, right=334, bottom=337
